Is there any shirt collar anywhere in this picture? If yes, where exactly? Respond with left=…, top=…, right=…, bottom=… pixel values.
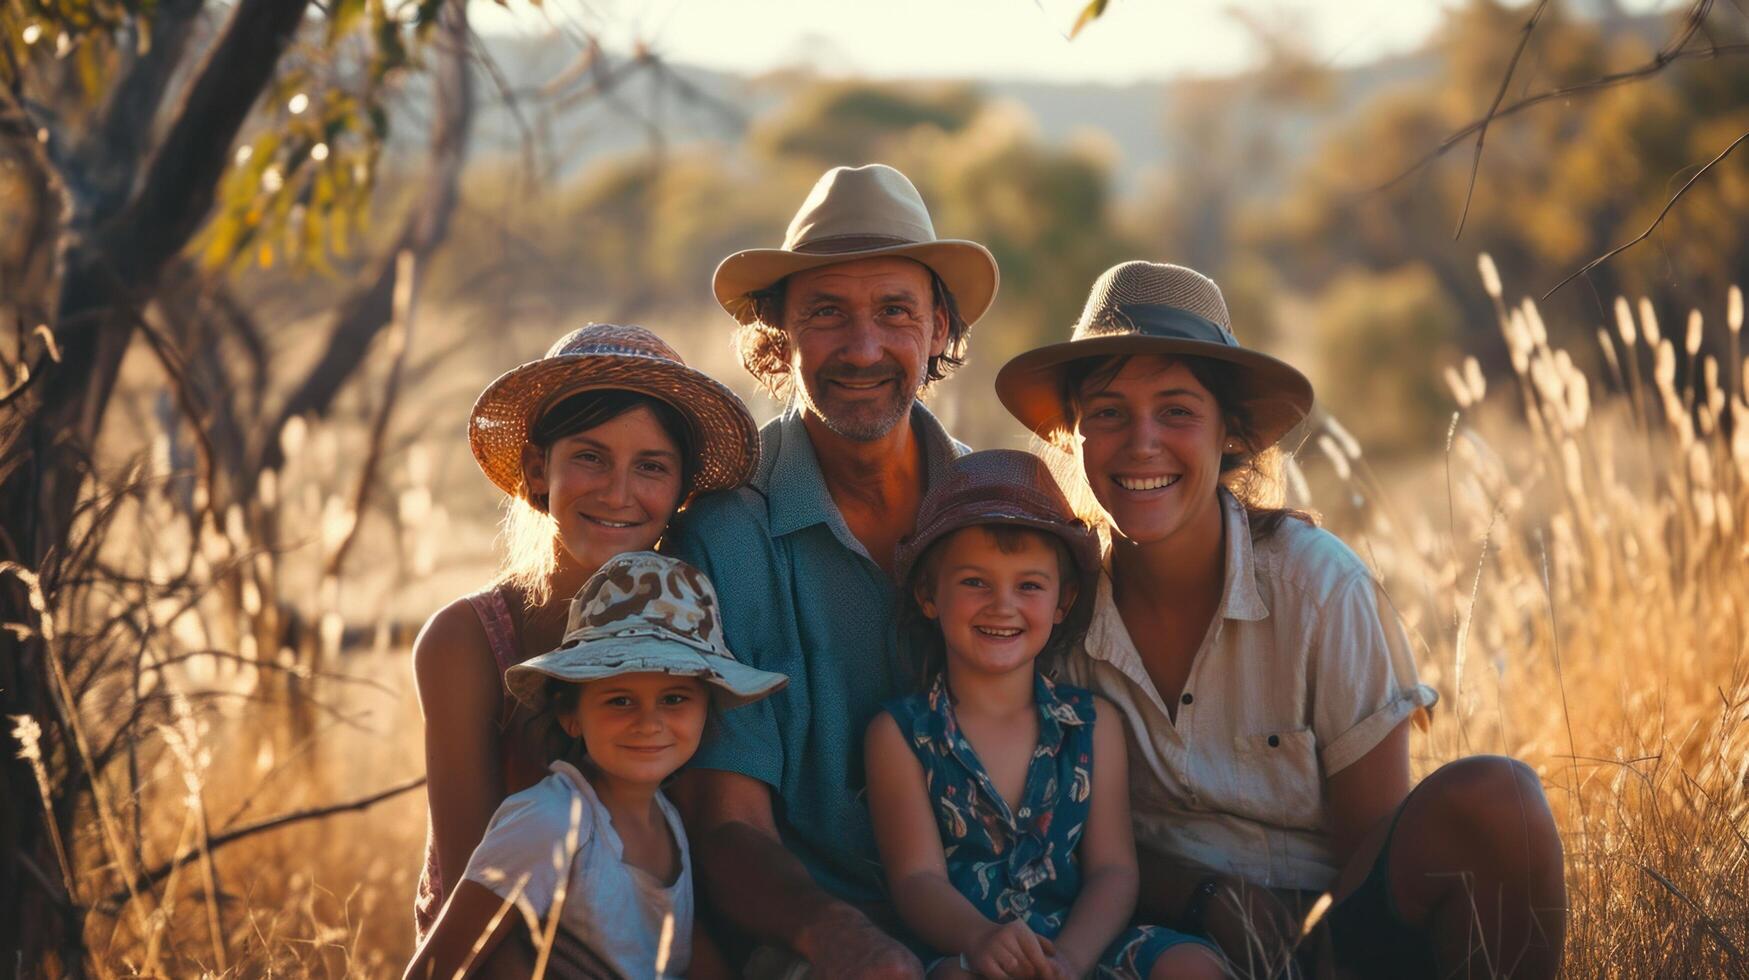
left=1082, top=487, right=1268, bottom=666
left=1217, top=487, right=1269, bottom=622
left=928, top=670, right=1091, bottom=744
left=756, top=401, right=964, bottom=542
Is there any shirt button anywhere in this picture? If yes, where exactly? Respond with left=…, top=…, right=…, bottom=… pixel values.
left=1267, top=734, right=1281, bottom=747
left=1018, top=807, right=1031, bottom=818
left=1181, top=692, right=1193, bottom=705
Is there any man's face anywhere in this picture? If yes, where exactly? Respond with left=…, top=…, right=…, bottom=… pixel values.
left=781, top=257, right=949, bottom=442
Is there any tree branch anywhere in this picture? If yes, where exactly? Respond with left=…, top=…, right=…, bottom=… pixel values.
left=1544, top=128, right=1749, bottom=297
left=1376, top=0, right=1746, bottom=195
left=324, top=251, right=416, bottom=579
left=1454, top=0, right=1550, bottom=240
left=260, top=0, right=472, bottom=471
left=104, top=775, right=427, bottom=906
left=98, top=0, right=314, bottom=289
left=77, top=0, right=207, bottom=216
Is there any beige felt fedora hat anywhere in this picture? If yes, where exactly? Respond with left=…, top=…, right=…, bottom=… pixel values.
left=713, top=164, right=999, bottom=326
left=996, top=261, right=1313, bottom=448
left=469, top=323, right=759, bottom=499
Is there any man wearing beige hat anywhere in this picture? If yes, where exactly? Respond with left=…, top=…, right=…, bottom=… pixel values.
left=666, top=164, right=999, bottom=977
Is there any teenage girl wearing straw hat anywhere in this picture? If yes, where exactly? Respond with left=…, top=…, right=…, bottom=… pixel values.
left=996, top=262, right=1567, bottom=978
left=410, top=324, right=758, bottom=957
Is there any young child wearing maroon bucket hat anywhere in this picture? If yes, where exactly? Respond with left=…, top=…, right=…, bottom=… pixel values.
left=864, top=449, right=1224, bottom=980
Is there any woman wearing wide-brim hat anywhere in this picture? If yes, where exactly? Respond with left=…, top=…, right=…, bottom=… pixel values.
left=410, top=323, right=758, bottom=954
left=996, top=261, right=1566, bottom=978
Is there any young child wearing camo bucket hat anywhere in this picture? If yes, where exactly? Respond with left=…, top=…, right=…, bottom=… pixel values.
left=408, top=551, right=785, bottom=980
left=864, top=449, right=1225, bottom=980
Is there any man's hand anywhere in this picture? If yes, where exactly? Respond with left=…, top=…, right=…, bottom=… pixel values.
left=797, top=907, right=925, bottom=979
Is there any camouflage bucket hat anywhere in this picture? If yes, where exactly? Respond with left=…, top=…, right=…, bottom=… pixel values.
left=504, top=552, right=788, bottom=710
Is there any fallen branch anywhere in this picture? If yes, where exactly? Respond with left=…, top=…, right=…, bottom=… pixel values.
left=106, top=774, right=427, bottom=906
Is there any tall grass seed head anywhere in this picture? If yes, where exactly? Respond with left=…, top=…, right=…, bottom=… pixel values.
left=1317, top=434, right=1353, bottom=482
left=1463, top=356, right=1486, bottom=403
left=1444, top=365, right=1472, bottom=408
left=1615, top=296, right=1637, bottom=346
left=1639, top=297, right=1662, bottom=346
left=1477, top=252, right=1503, bottom=300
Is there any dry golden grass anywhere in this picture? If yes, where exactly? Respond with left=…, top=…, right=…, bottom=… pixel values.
left=37, top=264, right=1749, bottom=977
left=1304, top=261, right=1749, bottom=977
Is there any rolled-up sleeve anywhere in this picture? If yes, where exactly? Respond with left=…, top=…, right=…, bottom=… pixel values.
left=665, top=501, right=785, bottom=789
left=1311, top=573, right=1439, bottom=776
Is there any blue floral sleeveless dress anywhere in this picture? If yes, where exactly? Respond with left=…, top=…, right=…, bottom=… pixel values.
left=882, top=673, right=1216, bottom=977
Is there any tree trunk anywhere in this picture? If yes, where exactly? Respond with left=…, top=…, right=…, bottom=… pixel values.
left=0, top=0, right=314, bottom=969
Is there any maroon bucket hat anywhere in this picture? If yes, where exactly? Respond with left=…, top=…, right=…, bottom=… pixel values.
left=894, top=449, right=1100, bottom=587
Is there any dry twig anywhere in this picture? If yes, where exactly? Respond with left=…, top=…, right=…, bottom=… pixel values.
left=1544, top=130, right=1749, bottom=297
left=106, top=774, right=427, bottom=906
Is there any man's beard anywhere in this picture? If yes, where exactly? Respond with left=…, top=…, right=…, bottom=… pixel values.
left=798, top=361, right=920, bottom=442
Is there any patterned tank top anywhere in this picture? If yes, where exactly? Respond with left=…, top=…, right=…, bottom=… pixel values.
left=881, top=673, right=1098, bottom=937
left=413, top=586, right=551, bottom=940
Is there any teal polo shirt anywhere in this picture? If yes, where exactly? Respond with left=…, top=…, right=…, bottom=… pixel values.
left=667, top=403, right=966, bottom=906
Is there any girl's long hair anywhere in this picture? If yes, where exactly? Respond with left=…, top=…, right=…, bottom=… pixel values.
left=496, top=389, right=696, bottom=607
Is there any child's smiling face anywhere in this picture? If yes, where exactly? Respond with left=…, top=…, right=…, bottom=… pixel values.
left=560, top=672, right=710, bottom=787
left=916, top=526, right=1075, bottom=680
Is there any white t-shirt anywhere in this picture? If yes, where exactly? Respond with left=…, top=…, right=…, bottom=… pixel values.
left=1064, top=488, right=1438, bottom=891
left=461, top=760, right=693, bottom=978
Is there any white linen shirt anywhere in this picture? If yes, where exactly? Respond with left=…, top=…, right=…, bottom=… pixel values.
left=1063, top=489, right=1437, bottom=891
left=461, top=760, right=693, bottom=978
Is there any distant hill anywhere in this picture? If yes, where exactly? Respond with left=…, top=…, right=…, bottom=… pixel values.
left=420, top=5, right=1663, bottom=194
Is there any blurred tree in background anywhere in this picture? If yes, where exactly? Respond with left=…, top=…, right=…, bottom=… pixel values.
left=430, top=76, right=1136, bottom=445
left=1246, top=1, right=1748, bottom=444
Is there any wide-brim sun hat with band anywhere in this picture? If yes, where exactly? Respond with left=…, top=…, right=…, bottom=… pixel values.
left=505, top=551, right=787, bottom=710
left=712, top=163, right=1000, bottom=326
left=895, top=449, right=1100, bottom=587
left=469, top=323, right=759, bottom=499
left=995, top=261, right=1314, bottom=447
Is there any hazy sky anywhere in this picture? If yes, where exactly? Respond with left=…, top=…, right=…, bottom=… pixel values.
left=471, top=0, right=1679, bottom=85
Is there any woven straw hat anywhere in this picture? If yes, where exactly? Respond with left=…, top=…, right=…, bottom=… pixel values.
left=995, top=261, right=1313, bottom=448
left=895, top=449, right=1099, bottom=587
left=713, top=164, right=999, bottom=326
left=505, top=552, right=787, bottom=710
left=469, top=324, right=758, bottom=499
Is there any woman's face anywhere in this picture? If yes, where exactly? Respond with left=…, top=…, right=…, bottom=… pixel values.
left=1074, top=355, right=1228, bottom=549
left=524, top=405, right=685, bottom=574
